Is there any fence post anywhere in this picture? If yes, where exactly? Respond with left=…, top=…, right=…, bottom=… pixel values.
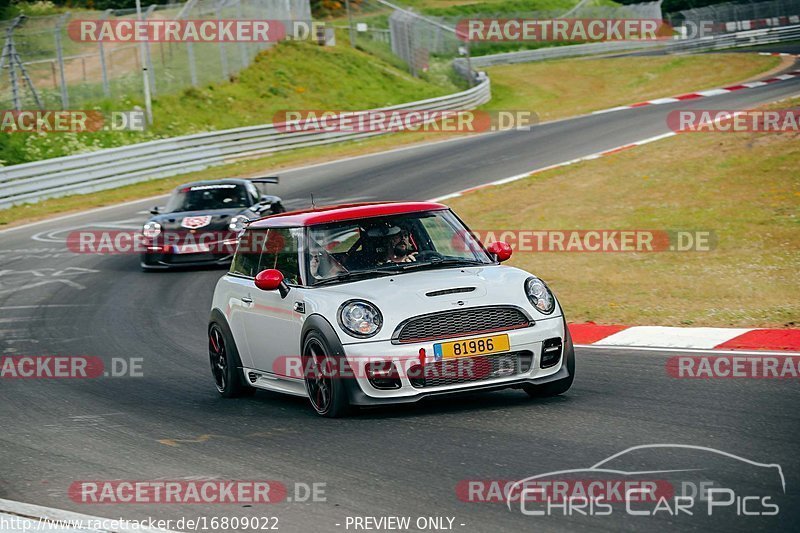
left=54, top=12, right=71, bottom=109
left=217, top=0, right=229, bottom=79
left=98, top=10, right=112, bottom=97
left=144, top=5, right=157, bottom=96
left=235, top=0, right=250, bottom=69
left=178, top=0, right=198, bottom=86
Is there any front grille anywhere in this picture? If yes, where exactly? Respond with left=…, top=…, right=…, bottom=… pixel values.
left=166, top=252, right=227, bottom=264
left=394, top=306, right=530, bottom=343
left=409, top=351, right=530, bottom=389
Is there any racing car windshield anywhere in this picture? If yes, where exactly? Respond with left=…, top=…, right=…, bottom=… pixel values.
left=165, top=183, right=253, bottom=212
left=306, top=210, right=493, bottom=285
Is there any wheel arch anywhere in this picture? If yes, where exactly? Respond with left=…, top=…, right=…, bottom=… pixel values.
left=208, top=309, right=244, bottom=370
left=301, top=313, right=363, bottom=404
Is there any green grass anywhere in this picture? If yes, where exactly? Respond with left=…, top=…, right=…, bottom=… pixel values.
left=483, top=53, right=781, bottom=121
left=447, top=98, right=800, bottom=328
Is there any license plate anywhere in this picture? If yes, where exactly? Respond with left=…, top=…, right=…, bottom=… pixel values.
left=434, top=334, right=510, bottom=360
left=176, top=243, right=211, bottom=254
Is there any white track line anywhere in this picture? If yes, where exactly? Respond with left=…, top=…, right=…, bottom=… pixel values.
left=576, top=344, right=800, bottom=356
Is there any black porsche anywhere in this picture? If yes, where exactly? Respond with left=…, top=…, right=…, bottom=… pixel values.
left=140, top=177, right=285, bottom=271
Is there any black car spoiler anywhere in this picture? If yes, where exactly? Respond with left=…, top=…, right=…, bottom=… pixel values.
left=251, top=176, right=279, bottom=184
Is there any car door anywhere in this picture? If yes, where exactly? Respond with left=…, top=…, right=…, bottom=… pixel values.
left=225, top=229, right=266, bottom=369
left=245, top=228, right=305, bottom=375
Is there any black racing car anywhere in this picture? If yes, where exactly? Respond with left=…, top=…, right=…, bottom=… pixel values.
left=140, top=177, right=285, bottom=271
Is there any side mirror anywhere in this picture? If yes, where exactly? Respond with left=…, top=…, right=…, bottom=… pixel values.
left=254, top=269, right=290, bottom=298
left=150, top=206, right=162, bottom=215
left=487, top=241, right=513, bottom=262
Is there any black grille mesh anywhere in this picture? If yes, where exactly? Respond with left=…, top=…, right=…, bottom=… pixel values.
left=396, top=306, right=529, bottom=343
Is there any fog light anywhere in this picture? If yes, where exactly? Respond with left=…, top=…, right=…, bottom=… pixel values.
left=366, top=361, right=401, bottom=390
left=540, top=338, right=562, bottom=368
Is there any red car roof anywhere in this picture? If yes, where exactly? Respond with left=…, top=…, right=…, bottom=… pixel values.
left=250, top=201, right=449, bottom=228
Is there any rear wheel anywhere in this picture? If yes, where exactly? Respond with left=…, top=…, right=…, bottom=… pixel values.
left=302, top=331, right=352, bottom=418
left=209, top=322, right=255, bottom=398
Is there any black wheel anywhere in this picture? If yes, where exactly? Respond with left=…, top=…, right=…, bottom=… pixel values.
left=302, top=331, right=352, bottom=418
left=523, top=342, right=575, bottom=398
left=209, top=322, right=255, bottom=398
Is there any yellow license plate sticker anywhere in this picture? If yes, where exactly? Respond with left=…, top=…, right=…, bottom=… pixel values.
left=434, top=334, right=510, bottom=359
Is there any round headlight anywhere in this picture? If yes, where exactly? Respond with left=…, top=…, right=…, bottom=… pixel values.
left=229, top=215, right=249, bottom=233
left=142, top=221, right=161, bottom=239
left=338, top=300, right=383, bottom=338
left=525, top=277, right=555, bottom=315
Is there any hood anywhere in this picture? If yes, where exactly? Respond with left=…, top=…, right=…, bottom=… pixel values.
left=301, top=265, right=562, bottom=344
left=148, top=208, right=252, bottom=232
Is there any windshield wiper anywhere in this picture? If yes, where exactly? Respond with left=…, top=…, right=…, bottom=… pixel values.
left=398, top=258, right=486, bottom=271
left=312, top=267, right=401, bottom=286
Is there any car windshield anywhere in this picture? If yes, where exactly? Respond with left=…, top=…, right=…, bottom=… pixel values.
left=165, top=183, right=252, bottom=212
left=306, top=210, right=492, bottom=286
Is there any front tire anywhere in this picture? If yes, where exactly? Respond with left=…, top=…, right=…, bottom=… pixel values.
left=302, top=331, right=352, bottom=418
left=523, top=336, right=575, bottom=398
left=209, top=322, right=255, bottom=398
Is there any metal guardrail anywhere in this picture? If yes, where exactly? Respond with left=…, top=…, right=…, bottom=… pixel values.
left=0, top=77, right=491, bottom=209
left=457, top=23, right=800, bottom=69
left=666, top=24, right=800, bottom=53
left=458, top=40, right=668, bottom=69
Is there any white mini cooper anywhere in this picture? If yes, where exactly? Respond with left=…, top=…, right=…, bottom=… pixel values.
left=208, top=202, right=574, bottom=417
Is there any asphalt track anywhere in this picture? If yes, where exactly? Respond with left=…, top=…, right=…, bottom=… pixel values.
left=0, top=63, right=799, bottom=532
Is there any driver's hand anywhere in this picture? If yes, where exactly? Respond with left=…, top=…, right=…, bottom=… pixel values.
left=402, top=252, right=418, bottom=263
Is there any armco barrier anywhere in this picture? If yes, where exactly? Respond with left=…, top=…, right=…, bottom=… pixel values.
left=0, top=76, right=490, bottom=209
left=455, top=23, right=800, bottom=70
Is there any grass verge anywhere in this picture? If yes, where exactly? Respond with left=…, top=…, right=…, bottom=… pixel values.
left=484, top=53, right=780, bottom=121
left=447, top=97, right=800, bottom=328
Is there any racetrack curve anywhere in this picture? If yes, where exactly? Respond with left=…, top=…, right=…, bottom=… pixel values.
left=1, top=62, right=799, bottom=532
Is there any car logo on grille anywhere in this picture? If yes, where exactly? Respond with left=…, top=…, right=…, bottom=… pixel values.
left=181, top=216, right=212, bottom=229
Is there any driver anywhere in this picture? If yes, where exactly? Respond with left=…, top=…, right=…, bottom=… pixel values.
left=368, top=224, right=417, bottom=264
left=309, top=241, right=347, bottom=280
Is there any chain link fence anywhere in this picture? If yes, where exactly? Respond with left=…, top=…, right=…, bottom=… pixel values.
left=380, top=1, right=665, bottom=77
left=0, top=0, right=311, bottom=111
left=676, top=0, right=800, bottom=33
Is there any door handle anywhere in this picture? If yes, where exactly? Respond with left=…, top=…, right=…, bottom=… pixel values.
left=241, top=297, right=253, bottom=304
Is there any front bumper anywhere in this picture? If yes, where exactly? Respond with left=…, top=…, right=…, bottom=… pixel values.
left=341, top=316, right=568, bottom=405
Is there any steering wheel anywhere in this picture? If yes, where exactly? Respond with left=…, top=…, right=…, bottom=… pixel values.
left=415, top=250, right=443, bottom=262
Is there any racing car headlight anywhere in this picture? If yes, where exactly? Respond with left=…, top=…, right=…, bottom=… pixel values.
left=525, top=277, right=555, bottom=315
left=142, top=221, right=161, bottom=239
left=229, top=215, right=249, bottom=233
left=338, top=300, right=383, bottom=338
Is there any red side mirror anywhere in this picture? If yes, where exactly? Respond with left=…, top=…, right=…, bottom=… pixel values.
left=487, top=241, right=513, bottom=262
left=255, top=269, right=284, bottom=291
